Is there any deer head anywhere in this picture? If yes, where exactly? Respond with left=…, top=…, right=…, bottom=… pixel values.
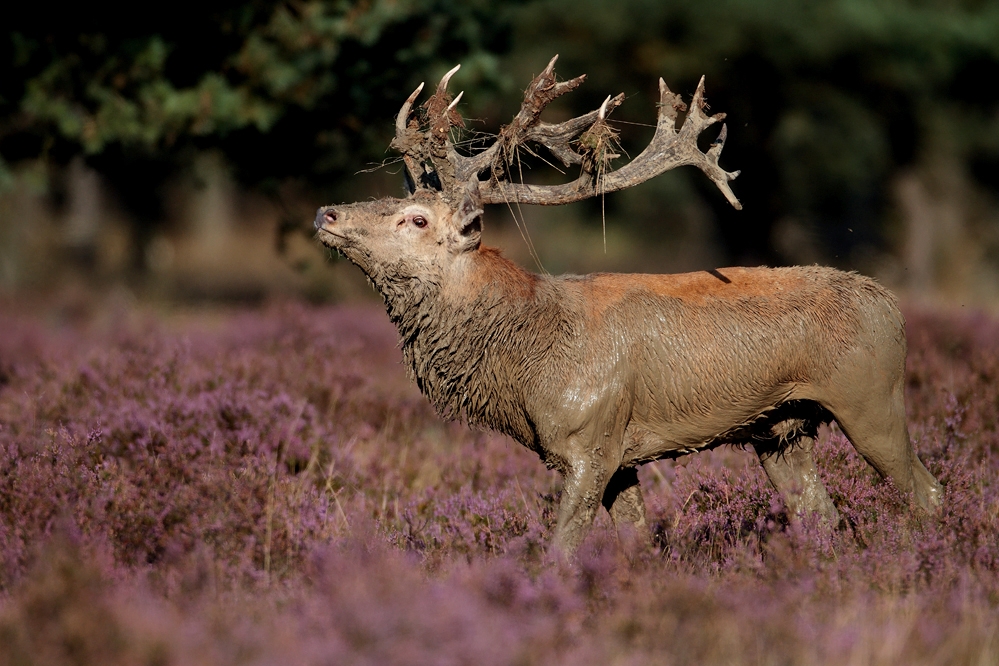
left=314, top=179, right=484, bottom=291
left=315, top=55, right=741, bottom=281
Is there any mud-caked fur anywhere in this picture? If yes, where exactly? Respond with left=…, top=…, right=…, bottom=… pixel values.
left=316, top=183, right=942, bottom=555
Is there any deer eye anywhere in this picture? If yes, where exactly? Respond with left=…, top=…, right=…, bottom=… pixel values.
left=412, top=216, right=428, bottom=228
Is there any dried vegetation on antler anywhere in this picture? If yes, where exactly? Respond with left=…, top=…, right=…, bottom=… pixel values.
left=390, top=55, right=742, bottom=209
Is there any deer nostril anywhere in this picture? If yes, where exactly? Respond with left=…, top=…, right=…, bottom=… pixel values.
left=314, top=208, right=337, bottom=231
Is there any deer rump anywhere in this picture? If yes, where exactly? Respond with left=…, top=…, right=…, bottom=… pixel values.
left=315, top=58, right=941, bottom=555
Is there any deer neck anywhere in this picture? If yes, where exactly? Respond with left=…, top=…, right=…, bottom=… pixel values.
left=379, top=247, right=563, bottom=444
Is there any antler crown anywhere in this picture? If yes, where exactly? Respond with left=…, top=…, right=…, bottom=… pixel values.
left=390, top=55, right=741, bottom=210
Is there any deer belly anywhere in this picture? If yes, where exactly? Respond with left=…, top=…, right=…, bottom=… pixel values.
left=621, top=388, right=796, bottom=464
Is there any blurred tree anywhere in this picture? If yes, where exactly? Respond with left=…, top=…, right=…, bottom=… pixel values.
left=508, top=0, right=999, bottom=267
left=5, top=0, right=999, bottom=284
left=1, top=0, right=518, bottom=268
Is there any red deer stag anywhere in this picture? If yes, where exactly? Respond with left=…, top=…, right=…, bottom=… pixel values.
left=315, top=57, right=941, bottom=554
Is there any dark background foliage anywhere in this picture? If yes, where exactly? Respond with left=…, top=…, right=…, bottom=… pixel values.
left=511, top=0, right=999, bottom=263
left=2, top=0, right=518, bottom=269
left=3, top=0, right=999, bottom=284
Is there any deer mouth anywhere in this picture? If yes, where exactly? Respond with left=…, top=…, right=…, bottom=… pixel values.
left=315, top=227, right=347, bottom=246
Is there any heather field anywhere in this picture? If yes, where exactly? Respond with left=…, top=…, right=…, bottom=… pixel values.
left=0, top=299, right=997, bottom=665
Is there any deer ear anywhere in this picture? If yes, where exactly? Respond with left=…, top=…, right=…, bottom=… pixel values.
left=450, top=177, right=483, bottom=253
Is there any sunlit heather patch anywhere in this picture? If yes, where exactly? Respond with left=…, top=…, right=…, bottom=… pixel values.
left=0, top=302, right=997, bottom=665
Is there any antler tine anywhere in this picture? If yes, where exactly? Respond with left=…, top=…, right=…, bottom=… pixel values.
left=597, top=95, right=612, bottom=120
left=426, top=64, right=461, bottom=120
left=656, top=78, right=686, bottom=135
left=395, top=82, right=425, bottom=135
left=681, top=76, right=721, bottom=134
left=425, top=64, right=466, bottom=158
left=671, top=76, right=741, bottom=209
left=515, top=58, right=586, bottom=125
left=424, top=64, right=465, bottom=141
left=438, top=64, right=461, bottom=92
left=543, top=54, right=559, bottom=76
left=390, top=82, right=427, bottom=187
left=704, top=123, right=742, bottom=209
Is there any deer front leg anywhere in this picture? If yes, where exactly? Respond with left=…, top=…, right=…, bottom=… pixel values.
left=551, top=391, right=633, bottom=556
left=554, top=456, right=612, bottom=556
left=601, top=467, right=652, bottom=554
left=601, top=467, right=648, bottom=532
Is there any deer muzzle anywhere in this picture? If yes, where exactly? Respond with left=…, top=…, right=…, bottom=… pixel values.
left=314, top=207, right=338, bottom=232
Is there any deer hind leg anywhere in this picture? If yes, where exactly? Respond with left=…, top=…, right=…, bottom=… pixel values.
left=829, top=382, right=942, bottom=513
left=753, top=420, right=840, bottom=525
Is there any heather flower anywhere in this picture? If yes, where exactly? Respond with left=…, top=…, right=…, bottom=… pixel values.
left=1, top=301, right=997, bottom=664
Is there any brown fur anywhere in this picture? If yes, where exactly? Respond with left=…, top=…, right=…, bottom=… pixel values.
left=315, top=188, right=942, bottom=555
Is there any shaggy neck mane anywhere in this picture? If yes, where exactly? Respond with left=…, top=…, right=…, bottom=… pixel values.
left=375, top=247, right=571, bottom=447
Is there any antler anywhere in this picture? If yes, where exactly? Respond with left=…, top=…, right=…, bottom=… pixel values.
left=392, top=56, right=741, bottom=210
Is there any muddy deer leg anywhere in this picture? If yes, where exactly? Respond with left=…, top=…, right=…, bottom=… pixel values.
left=554, top=462, right=607, bottom=556
left=553, top=445, right=620, bottom=556
left=601, top=467, right=648, bottom=532
left=601, top=467, right=652, bottom=553
left=753, top=435, right=840, bottom=525
left=829, top=385, right=942, bottom=513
